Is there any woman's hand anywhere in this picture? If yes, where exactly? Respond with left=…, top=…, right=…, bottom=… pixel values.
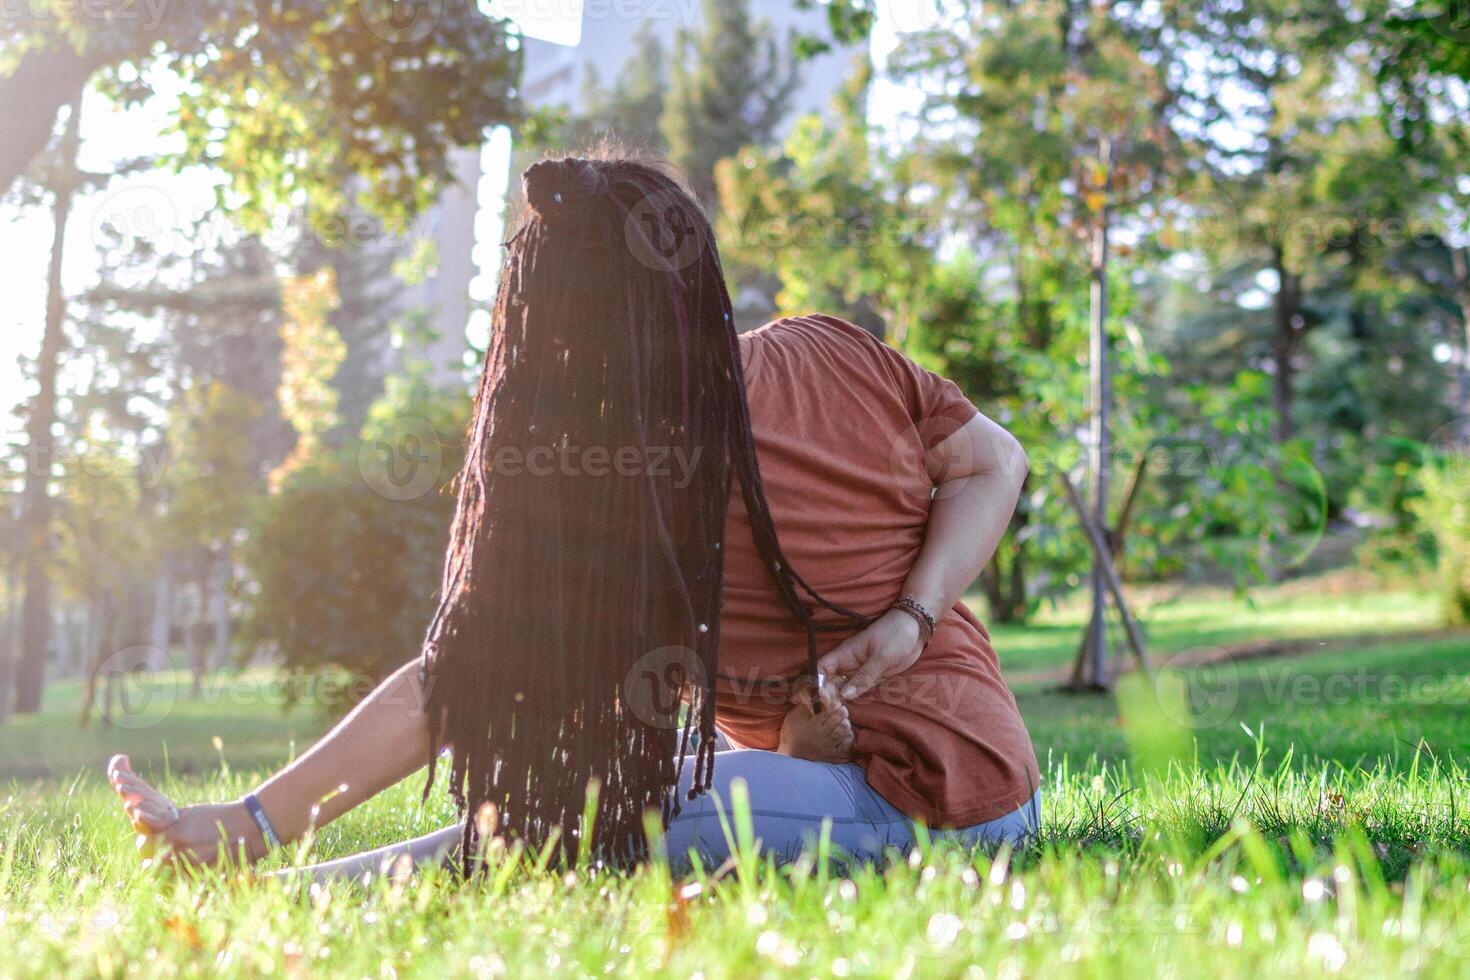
left=107, top=755, right=264, bottom=867
left=816, top=609, right=925, bottom=703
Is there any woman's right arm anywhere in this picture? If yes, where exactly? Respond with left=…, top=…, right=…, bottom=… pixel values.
left=109, top=658, right=438, bottom=865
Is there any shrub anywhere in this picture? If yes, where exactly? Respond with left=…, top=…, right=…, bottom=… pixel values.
left=238, top=379, right=468, bottom=700
left=1412, top=454, right=1470, bottom=626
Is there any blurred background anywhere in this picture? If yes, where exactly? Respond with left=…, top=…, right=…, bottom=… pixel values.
left=1, top=0, right=1467, bottom=779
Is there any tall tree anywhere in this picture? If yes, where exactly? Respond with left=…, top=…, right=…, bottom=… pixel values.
left=240, top=369, right=468, bottom=693
left=1173, top=0, right=1450, bottom=463
left=273, top=267, right=347, bottom=484
left=51, top=434, right=153, bottom=728
left=661, top=0, right=802, bottom=205
left=561, top=22, right=670, bottom=151
left=1, top=1, right=521, bottom=226
left=12, top=99, right=82, bottom=715
left=716, top=60, right=935, bottom=341
left=292, top=227, right=403, bottom=438
left=74, top=219, right=295, bottom=698
left=0, top=487, right=21, bottom=723
left=887, top=0, right=1183, bottom=620
left=160, top=383, right=264, bottom=694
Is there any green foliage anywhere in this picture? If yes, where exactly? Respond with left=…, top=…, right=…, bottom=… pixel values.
left=873, top=0, right=1198, bottom=619
left=5, top=0, right=521, bottom=227
left=239, top=378, right=469, bottom=690
left=53, top=436, right=153, bottom=609
left=715, top=59, right=933, bottom=339
left=1371, top=0, right=1470, bottom=137
left=161, top=383, right=263, bottom=555
left=790, top=0, right=876, bottom=57
left=1353, top=437, right=1440, bottom=577
left=661, top=0, right=802, bottom=204
left=1160, top=0, right=1456, bottom=476
left=1121, top=375, right=1327, bottom=585
left=1411, top=451, right=1470, bottom=625
left=557, top=23, right=669, bottom=152
left=273, top=268, right=348, bottom=481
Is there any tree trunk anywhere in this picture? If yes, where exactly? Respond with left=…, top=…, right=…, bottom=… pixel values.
left=0, top=551, right=20, bottom=725
left=1345, top=232, right=1371, bottom=440
left=189, top=560, right=210, bottom=698
left=981, top=512, right=1030, bottom=625
left=981, top=562, right=1005, bottom=620
left=77, top=596, right=114, bottom=729
left=51, top=605, right=68, bottom=677
left=57, top=603, right=83, bottom=677
left=14, top=98, right=82, bottom=716
left=0, top=44, right=105, bottom=198
left=1452, top=247, right=1470, bottom=425
left=78, top=595, right=122, bottom=730
left=1006, top=510, right=1028, bottom=621
left=105, top=585, right=149, bottom=728
left=149, top=551, right=175, bottom=668
left=210, top=545, right=232, bottom=671
left=1270, top=244, right=1302, bottom=445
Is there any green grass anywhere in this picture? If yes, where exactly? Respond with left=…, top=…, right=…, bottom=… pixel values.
left=988, top=567, right=1444, bottom=677
left=0, top=670, right=326, bottom=781
left=6, top=752, right=1470, bottom=977
left=5, top=570, right=1470, bottom=977
left=1021, top=633, right=1470, bottom=772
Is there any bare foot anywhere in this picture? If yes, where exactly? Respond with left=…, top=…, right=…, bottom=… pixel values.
left=777, top=687, right=855, bottom=763
left=107, top=755, right=180, bottom=834
left=106, top=754, right=260, bottom=867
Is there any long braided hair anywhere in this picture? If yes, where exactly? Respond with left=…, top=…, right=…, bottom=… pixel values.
left=421, top=150, right=872, bottom=870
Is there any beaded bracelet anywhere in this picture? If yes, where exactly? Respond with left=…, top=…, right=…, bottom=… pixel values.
left=892, top=594, right=937, bottom=644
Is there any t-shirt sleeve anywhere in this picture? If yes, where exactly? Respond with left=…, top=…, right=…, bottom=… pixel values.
left=806, top=314, right=978, bottom=451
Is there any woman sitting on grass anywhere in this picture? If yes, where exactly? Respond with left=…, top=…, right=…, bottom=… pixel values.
left=108, top=151, right=1040, bottom=878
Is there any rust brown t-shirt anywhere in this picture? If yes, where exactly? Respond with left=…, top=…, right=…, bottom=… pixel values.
left=716, top=313, right=1040, bottom=827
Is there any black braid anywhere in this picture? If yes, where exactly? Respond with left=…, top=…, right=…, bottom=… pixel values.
left=420, top=148, right=871, bottom=872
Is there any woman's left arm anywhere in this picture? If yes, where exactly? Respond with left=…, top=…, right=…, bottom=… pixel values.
left=818, top=411, right=1028, bottom=701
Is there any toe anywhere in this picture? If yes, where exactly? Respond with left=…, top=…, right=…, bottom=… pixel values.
left=106, top=755, right=131, bottom=788
left=821, top=704, right=850, bottom=731
left=113, top=773, right=161, bottom=805
left=127, top=800, right=179, bottom=833
left=108, top=765, right=176, bottom=815
left=815, top=684, right=844, bottom=714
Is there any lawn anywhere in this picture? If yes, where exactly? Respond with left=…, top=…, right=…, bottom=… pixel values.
left=4, top=569, right=1470, bottom=977
left=988, top=566, right=1445, bottom=677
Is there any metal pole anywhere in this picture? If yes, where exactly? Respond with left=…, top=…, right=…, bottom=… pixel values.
left=1085, top=138, right=1113, bottom=688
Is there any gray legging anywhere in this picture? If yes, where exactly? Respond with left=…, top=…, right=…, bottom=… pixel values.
left=284, top=748, right=1040, bottom=883
left=661, top=748, right=1041, bottom=868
